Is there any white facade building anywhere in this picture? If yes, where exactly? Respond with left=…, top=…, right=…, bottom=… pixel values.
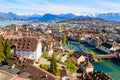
left=98, top=43, right=112, bottom=54
left=4, top=36, right=42, bottom=62
left=81, top=61, right=93, bottom=73
left=14, top=42, right=42, bottom=61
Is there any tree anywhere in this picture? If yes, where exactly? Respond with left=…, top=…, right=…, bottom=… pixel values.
left=43, top=51, right=49, bottom=58
left=40, top=64, right=49, bottom=71
left=66, top=58, right=78, bottom=73
left=62, top=34, right=66, bottom=44
left=65, top=57, right=78, bottom=73
left=78, top=36, right=81, bottom=41
left=6, top=24, right=15, bottom=29
left=66, top=45, right=69, bottom=49
left=49, top=53, right=57, bottom=75
left=10, top=24, right=15, bottom=28
left=68, top=50, right=76, bottom=57
left=58, top=56, right=62, bottom=62
left=4, top=40, right=11, bottom=60
left=0, top=39, right=5, bottom=62
left=89, top=51, right=94, bottom=56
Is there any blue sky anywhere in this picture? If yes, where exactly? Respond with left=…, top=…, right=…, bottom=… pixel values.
left=0, top=0, right=120, bottom=15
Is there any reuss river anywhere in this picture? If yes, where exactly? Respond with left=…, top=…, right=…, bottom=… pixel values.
left=67, top=40, right=120, bottom=80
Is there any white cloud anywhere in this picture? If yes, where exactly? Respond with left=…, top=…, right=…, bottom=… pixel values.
left=0, top=0, right=120, bottom=15
left=0, top=1, right=97, bottom=15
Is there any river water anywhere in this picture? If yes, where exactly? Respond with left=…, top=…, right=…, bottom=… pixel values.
left=67, top=40, right=120, bottom=80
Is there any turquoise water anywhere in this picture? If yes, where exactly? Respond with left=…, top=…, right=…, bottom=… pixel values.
left=93, top=60, right=120, bottom=80
left=0, top=21, right=25, bottom=26
left=67, top=40, right=120, bottom=80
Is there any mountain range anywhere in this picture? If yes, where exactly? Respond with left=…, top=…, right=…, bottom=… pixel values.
left=0, top=12, right=120, bottom=22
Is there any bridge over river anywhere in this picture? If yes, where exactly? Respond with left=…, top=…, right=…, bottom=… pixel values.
left=92, top=54, right=118, bottom=59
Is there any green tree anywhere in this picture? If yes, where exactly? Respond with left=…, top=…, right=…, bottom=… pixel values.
left=66, top=58, right=78, bottom=73
left=66, top=45, right=69, bottom=49
left=40, top=64, right=49, bottom=71
left=62, top=34, right=66, bottom=44
left=89, top=51, right=94, bottom=56
left=6, top=24, right=15, bottom=29
left=0, top=39, right=5, bottom=62
left=78, top=36, right=81, bottom=41
left=4, top=40, right=11, bottom=60
left=49, top=53, right=57, bottom=75
left=68, top=50, right=75, bottom=57
left=43, top=51, right=49, bottom=58
left=10, top=24, right=15, bottom=28
left=58, top=56, right=62, bottom=63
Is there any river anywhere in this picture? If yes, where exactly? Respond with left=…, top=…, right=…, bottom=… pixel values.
left=67, top=40, right=120, bottom=80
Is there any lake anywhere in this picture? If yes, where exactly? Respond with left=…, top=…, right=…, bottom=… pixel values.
left=0, top=21, right=27, bottom=27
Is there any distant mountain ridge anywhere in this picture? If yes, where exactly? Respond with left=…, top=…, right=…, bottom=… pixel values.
left=0, top=12, right=19, bottom=19
left=0, top=12, right=120, bottom=22
left=96, top=13, right=120, bottom=21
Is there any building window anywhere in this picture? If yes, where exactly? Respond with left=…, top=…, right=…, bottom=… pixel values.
left=15, top=39, right=17, bottom=42
left=28, top=40, right=30, bottom=42
left=18, top=43, right=21, bottom=45
left=27, top=47, right=30, bottom=49
left=18, top=46, right=20, bottom=48
left=24, top=40, right=26, bottom=42
left=19, top=39, right=22, bottom=42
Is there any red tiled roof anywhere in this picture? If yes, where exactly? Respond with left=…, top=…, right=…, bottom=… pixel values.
left=3, top=36, right=40, bottom=51
left=15, top=77, right=30, bottom=80
left=46, top=37, right=54, bottom=42
left=26, top=64, right=60, bottom=80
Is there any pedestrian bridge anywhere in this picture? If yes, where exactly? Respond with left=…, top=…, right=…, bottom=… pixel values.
left=92, top=54, right=118, bottom=59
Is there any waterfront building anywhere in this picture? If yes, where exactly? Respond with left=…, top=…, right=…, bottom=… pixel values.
left=81, top=61, right=94, bottom=73
left=85, top=37, right=98, bottom=47
left=73, top=52, right=85, bottom=66
left=98, top=42, right=113, bottom=54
